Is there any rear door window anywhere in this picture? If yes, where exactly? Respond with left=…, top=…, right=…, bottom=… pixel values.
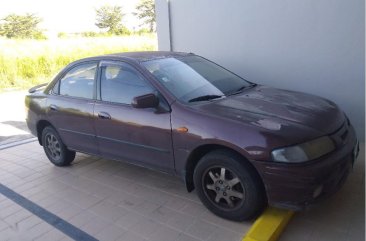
left=59, top=63, right=97, bottom=99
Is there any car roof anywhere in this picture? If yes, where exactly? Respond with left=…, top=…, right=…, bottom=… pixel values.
left=75, top=51, right=194, bottom=64
left=107, top=51, right=193, bottom=61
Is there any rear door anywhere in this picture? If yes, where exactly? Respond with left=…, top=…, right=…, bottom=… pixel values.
left=47, top=62, right=98, bottom=154
left=94, top=61, right=174, bottom=172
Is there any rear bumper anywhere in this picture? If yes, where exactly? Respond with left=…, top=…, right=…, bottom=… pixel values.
left=25, top=95, right=39, bottom=138
left=26, top=118, right=37, bottom=137
left=252, top=124, right=358, bottom=210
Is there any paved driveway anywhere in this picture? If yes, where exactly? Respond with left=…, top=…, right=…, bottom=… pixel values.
left=0, top=142, right=364, bottom=241
left=0, top=142, right=250, bottom=241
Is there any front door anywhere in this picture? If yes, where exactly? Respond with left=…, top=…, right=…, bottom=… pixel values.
left=94, top=61, right=174, bottom=172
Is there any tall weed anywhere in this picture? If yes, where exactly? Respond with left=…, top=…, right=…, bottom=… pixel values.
left=0, top=35, right=157, bottom=91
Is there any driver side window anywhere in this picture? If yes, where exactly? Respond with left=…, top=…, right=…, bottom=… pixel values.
left=100, top=63, right=154, bottom=104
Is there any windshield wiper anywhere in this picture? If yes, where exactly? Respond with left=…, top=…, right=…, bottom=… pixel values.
left=188, top=95, right=223, bottom=103
left=228, top=83, right=257, bottom=96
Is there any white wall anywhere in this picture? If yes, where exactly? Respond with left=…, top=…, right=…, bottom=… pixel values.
left=156, top=0, right=365, bottom=141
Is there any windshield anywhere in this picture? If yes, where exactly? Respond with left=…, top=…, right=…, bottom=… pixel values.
left=142, top=55, right=252, bottom=103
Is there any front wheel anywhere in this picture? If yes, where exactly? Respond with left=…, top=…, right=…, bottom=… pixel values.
left=42, top=126, right=75, bottom=166
left=193, top=150, right=266, bottom=221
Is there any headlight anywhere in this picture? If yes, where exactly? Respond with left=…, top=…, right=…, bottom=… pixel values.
left=271, top=136, right=335, bottom=163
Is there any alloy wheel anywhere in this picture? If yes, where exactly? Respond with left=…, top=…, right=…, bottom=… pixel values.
left=202, top=166, right=245, bottom=210
left=45, top=133, right=61, bottom=160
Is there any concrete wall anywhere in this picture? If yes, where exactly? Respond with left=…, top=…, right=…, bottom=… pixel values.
left=156, top=0, right=365, bottom=140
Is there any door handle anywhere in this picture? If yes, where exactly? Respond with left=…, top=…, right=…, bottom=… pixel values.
left=98, top=112, right=111, bottom=120
left=50, top=105, right=58, bottom=111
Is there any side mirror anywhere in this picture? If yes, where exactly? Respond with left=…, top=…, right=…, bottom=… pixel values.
left=132, top=93, right=159, bottom=109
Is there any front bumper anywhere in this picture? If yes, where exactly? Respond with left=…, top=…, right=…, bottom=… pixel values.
left=252, top=122, right=359, bottom=210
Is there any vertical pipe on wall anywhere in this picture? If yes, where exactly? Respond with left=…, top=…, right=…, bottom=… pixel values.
left=155, top=0, right=172, bottom=51
left=167, top=0, right=173, bottom=51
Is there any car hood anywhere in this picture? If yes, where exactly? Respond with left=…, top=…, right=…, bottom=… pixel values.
left=194, top=85, right=344, bottom=135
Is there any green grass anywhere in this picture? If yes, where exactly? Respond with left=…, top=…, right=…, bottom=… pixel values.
left=0, top=34, right=157, bottom=91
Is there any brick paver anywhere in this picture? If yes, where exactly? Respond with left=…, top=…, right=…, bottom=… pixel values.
left=0, top=141, right=364, bottom=241
left=0, top=142, right=250, bottom=241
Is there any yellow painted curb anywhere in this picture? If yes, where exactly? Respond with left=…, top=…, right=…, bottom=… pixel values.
left=242, top=207, right=294, bottom=241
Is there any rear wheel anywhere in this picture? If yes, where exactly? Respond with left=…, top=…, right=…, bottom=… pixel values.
left=193, top=150, right=266, bottom=221
left=42, top=126, right=75, bottom=166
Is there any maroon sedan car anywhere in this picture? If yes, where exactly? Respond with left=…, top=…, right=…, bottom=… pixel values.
left=25, top=51, right=359, bottom=221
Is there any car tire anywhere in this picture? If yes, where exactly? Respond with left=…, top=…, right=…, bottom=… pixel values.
left=42, top=126, right=75, bottom=166
left=193, top=149, right=266, bottom=221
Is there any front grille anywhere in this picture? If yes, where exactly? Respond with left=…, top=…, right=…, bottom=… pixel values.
left=322, top=154, right=352, bottom=196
